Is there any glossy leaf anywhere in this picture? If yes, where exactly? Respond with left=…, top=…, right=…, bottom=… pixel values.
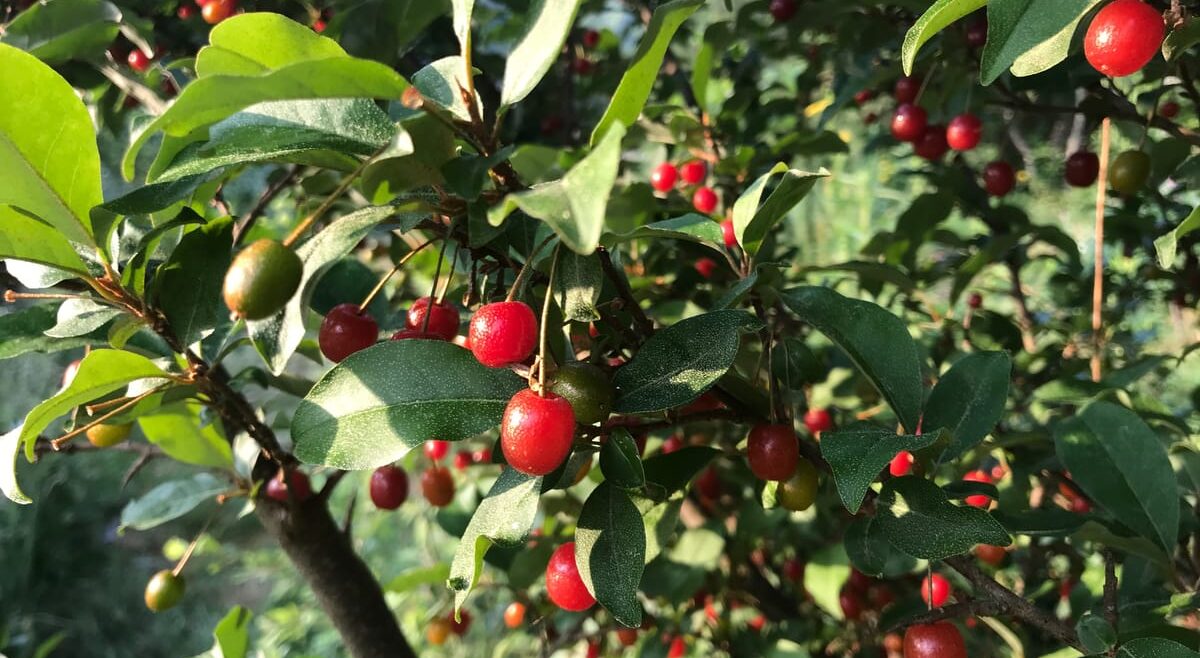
left=923, top=352, right=1011, bottom=459
left=291, top=340, right=524, bottom=470
left=875, top=476, right=1011, bottom=559
left=780, top=287, right=923, bottom=433
left=43, top=298, right=121, bottom=338
left=604, top=214, right=724, bottom=249
left=0, top=303, right=101, bottom=360
left=197, top=12, right=348, bottom=76
left=600, top=428, right=645, bottom=489
left=731, top=164, right=827, bottom=256
left=576, top=482, right=646, bottom=627
left=499, top=0, right=584, bottom=108
left=138, top=402, right=234, bottom=468
left=901, top=0, right=987, bottom=74
left=0, top=0, right=121, bottom=65
left=555, top=251, right=603, bottom=322
left=119, top=473, right=226, bottom=532
left=612, top=310, right=759, bottom=413
left=447, top=468, right=541, bottom=611
left=590, top=0, right=704, bottom=145
left=154, top=217, right=234, bottom=348
left=1154, top=206, right=1200, bottom=269
left=981, top=0, right=1100, bottom=85
left=819, top=428, right=939, bottom=514
left=1055, top=401, right=1179, bottom=553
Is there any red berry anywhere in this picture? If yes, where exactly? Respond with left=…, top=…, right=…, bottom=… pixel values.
left=318, top=303, right=378, bottom=363
left=975, top=544, right=1007, bottom=566
left=312, top=19, right=326, bottom=32
left=616, top=628, right=638, bottom=646
left=572, top=57, right=593, bottom=75
left=453, top=451, right=472, bottom=470
left=783, top=558, right=804, bottom=583
left=921, top=574, right=952, bottom=607
left=903, top=622, right=967, bottom=658
left=692, top=186, right=718, bottom=214
left=1064, top=150, right=1100, bottom=187
left=582, top=29, right=600, bottom=48
left=889, top=450, right=914, bottom=477
left=420, top=466, right=455, bottom=507
left=746, top=424, right=800, bottom=481
left=201, top=0, right=235, bottom=23
left=127, top=49, right=152, bottom=72
left=667, top=636, right=687, bottom=658
left=265, top=470, right=312, bottom=503
left=749, top=614, right=766, bottom=631
left=501, top=389, right=576, bottom=476
left=968, top=292, right=983, bottom=309
left=846, top=570, right=872, bottom=593
left=982, top=161, right=1016, bottom=197
left=839, top=588, right=865, bottom=620
left=803, top=408, right=833, bottom=434
left=1160, top=101, right=1180, bottom=118
left=424, top=440, right=449, bottom=461
left=893, top=76, right=922, bottom=104
left=546, top=542, right=595, bottom=611
left=854, top=89, right=876, bottom=105
left=870, top=584, right=896, bottom=608
left=965, top=16, right=988, bottom=48
left=406, top=297, right=460, bottom=341
left=891, top=104, right=928, bottom=142
left=694, top=257, right=717, bottom=279
left=651, top=163, right=678, bottom=192
left=469, top=301, right=537, bottom=368
left=1084, top=0, right=1164, bottom=78
left=945, top=113, right=983, bottom=151
left=914, top=125, right=949, bottom=161
left=769, top=0, right=797, bottom=22
left=369, top=465, right=409, bottom=510
left=449, top=610, right=471, bottom=635
left=504, top=601, right=526, bottom=628
left=585, top=640, right=601, bottom=658
left=661, top=435, right=684, bottom=454
left=680, top=160, right=707, bottom=185
left=720, top=219, right=737, bottom=248
left=177, top=3, right=196, bottom=18
left=473, top=447, right=493, bottom=464
left=1072, top=496, right=1093, bottom=513
left=963, top=469, right=993, bottom=508
left=695, top=467, right=721, bottom=500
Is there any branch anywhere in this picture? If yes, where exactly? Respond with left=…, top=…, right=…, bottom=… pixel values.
left=1005, top=257, right=1037, bottom=353
left=1103, top=549, right=1120, bottom=656
left=887, top=600, right=1004, bottom=630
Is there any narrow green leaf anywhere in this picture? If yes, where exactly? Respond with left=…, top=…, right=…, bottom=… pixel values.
left=1118, top=638, right=1200, bottom=658
left=613, top=310, right=759, bottom=414
left=292, top=340, right=524, bottom=470
left=413, top=57, right=480, bottom=122
left=209, top=606, right=253, bottom=658
left=590, top=0, right=704, bottom=145
left=386, top=563, right=451, bottom=593
left=119, top=473, right=226, bottom=532
left=576, top=482, right=646, bottom=627
left=924, top=352, right=1011, bottom=459
left=780, top=287, right=923, bottom=433
left=0, top=215, right=91, bottom=275
left=155, top=217, right=234, bottom=347
left=451, top=0, right=474, bottom=58
left=500, top=0, right=584, bottom=107
left=138, top=401, right=234, bottom=468
left=0, top=0, right=121, bottom=65
left=121, top=210, right=207, bottom=297
left=448, top=467, right=541, bottom=611
left=1054, top=401, right=1179, bottom=553
left=992, top=509, right=1087, bottom=537
left=600, top=428, right=645, bottom=489
left=732, top=165, right=827, bottom=256
left=0, top=303, right=101, bottom=360
left=42, top=298, right=120, bottom=338
left=603, top=214, right=724, bottom=249
left=1, top=425, right=31, bottom=504
left=556, top=251, right=603, bottom=322
left=981, top=0, right=1099, bottom=85
left=875, top=476, right=1011, bottom=559
left=901, top=0, right=987, bottom=75
left=820, top=428, right=939, bottom=514
left=1154, top=206, right=1200, bottom=270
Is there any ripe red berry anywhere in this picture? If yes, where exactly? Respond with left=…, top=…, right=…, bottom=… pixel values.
left=914, top=125, right=949, bottom=161
left=946, top=113, right=983, bottom=151
left=1064, top=151, right=1100, bottom=187
left=783, top=558, right=804, bottom=582
left=1084, top=0, right=1165, bottom=78
left=127, top=49, right=152, bottom=72
left=904, top=622, right=967, bottom=658
left=501, top=389, right=576, bottom=476
left=572, top=57, right=593, bottom=75
left=615, top=628, right=638, bottom=646
left=965, top=16, right=988, bottom=48
left=651, top=163, right=678, bottom=192
left=694, top=257, right=718, bottom=279
left=746, top=424, right=800, bottom=481
left=667, top=636, right=687, bottom=658
left=406, top=297, right=460, bottom=341
left=692, top=186, right=718, bottom=214
left=1160, top=101, right=1180, bottom=118
left=976, top=544, right=1007, bottom=566
left=177, top=3, right=196, bottom=18
left=453, top=451, right=472, bottom=470
left=424, top=440, right=449, bottom=461
left=449, top=610, right=471, bottom=636
left=585, top=639, right=601, bottom=658
left=695, top=467, right=721, bottom=500
left=968, top=292, right=983, bottom=309
left=504, top=601, right=526, bottom=628
left=582, top=29, right=600, bottom=48
left=265, top=470, right=312, bottom=503
left=921, top=574, right=952, bottom=607
left=891, top=104, right=928, bottom=142
left=889, top=450, right=914, bottom=477
left=680, top=160, right=707, bottom=185
left=473, top=447, right=492, bottom=464
left=870, top=584, right=896, bottom=608
left=846, top=570, right=872, bottom=593
left=769, top=0, right=797, bottom=22
left=312, top=18, right=326, bottom=32
left=854, top=89, right=876, bottom=105
left=982, top=161, right=1016, bottom=197
left=369, top=465, right=409, bottom=510
left=1072, top=496, right=1093, bottom=513
left=201, top=0, right=235, bottom=24
left=839, top=588, right=865, bottom=620
left=893, top=76, right=922, bottom=104
left=720, top=219, right=737, bottom=248
left=546, top=542, right=595, bottom=611
left=803, top=408, right=833, bottom=434
left=420, top=466, right=455, bottom=507
left=661, top=435, right=685, bottom=454
left=318, top=303, right=378, bottom=363
left=468, top=301, right=537, bottom=368
left=963, top=469, right=993, bottom=508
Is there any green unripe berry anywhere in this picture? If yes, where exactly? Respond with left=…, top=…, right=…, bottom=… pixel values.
left=547, top=362, right=614, bottom=425
left=86, top=422, right=131, bottom=448
left=1107, top=150, right=1151, bottom=196
left=144, top=570, right=185, bottom=612
left=776, top=458, right=819, bottom=511
left=222, top=239, right=303, bottom=320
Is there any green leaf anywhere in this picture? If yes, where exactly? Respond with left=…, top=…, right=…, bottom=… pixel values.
left=641, top=446, right=720, bottom=500
left=209, top=606, right=252, bottom=658
left=119, top=472, right=226, bottom=532
left=0, top=0, right=121, bottom=65
left=590, top=0, right=704, bottom=145
left=413, top=57, right=480, bottom=122
left=0, top=303, right=101, bottom=360
left=1119, top=638, right=1200, bottom=658
left=16, top=349, right=169, bottom=462
left=292, top=340, right=524, bottom=470
left=780, top=287, right=923, bottom=433
left=875, top=476, right=1011, bottom=559
left=992, top=508, right=1088, bottom=537
left=451, top=0, right=474, bottom=58
left=980, top=0, right=1100, bottom=85
left=102, top=174, right=223, bottom=216
left=731, top=164, right=827, bottom=256
left=1009, top=0, right=1100, bottom=77
left=1154, top=206, right=1200, bottom=270
left=138, top=402, right=234, bottom=468
left=600, top=428, right=646, bottom=489
left=819, top=428, right=939, bottom=514
left=154, top=217, right=234, bottom=347
left=499, top=0, right=584, bottom=107
left=556, top=251, right=603, bottom=322
left=43, top=298, right=120, bottom=338
left=901, top=0, right=987, bottom=75
left=196, top=12, right=349, bottom=76
left=0, top=44, right=101, bottom=261
left=490, top=124, right=625, bottom=255
left=121, top=210, right=207, bottom=297
left=844, top=515, right=918, bottom=577
left=1, top=425, right=31, bottom=504
left=1164, top=18, right=1200, bottom=61
left=1054, top=401, right=1179, bottom=553
left=604, top=214, right=724, bottom=249
left=612, top=310, right=759, bottom=414
left=385, top=563, right=451, bottom=593
left=447, top=467, right=541, bottom=611
left=633, top=494, right=681, bottom=564
left=576, top=482, right=646, bottom=627
left=923, top=352, right=1011, bottom=459
left=804, top=544, right=851, bottom=620
left=1076, top=612, right=1117, bottom=654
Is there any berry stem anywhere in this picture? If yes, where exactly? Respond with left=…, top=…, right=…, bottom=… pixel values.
left=536, top=245, right=561, bottom=396
left=1091, top=118, right=1110, bottom=383
left=914, top=61, right=941, bottom=106
left=505, top=235, right=556, bottom=302
left=50, top=383, right=172, bottom=449
left=357, top=238, right=436, bottom=313
left=173, top=510, right=218, bottom=577
left=422, top=224, right=456, bottom=334
left=435, top=241, right=460, bottom=305
left=282, top=144, right=389, bottom=248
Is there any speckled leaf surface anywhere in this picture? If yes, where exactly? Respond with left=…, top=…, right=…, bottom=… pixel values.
left=0, top=0, right=121, bottom=65
left=556, top=251, right=603, bottom=322
left=576, top=482, right=646, bottom=627
left=600, top=428, right=645, bottom=489
left=447, top=467, right=541, bottom=612
left=875, top=475, right=1011, bottom=559
left=291, top=339, right=524, bottom=469
left=43, top=298, right=121, bottom=338
left=992, top=509, right=1087, bottom=537
left=0, top=303, right=101, bottom=360
left=820, top=428, right=939, bottom=514
left=613, top=310, right=759, bottom=413
left=780, top=287, right=923, bottom=433
left=731, top=164, right=827, bottom=256
left=641, top=446, right=720, bottom=500
left=901, top=0, right=986, bottom=74
left=981, top=0, right=1099, bottom=84
left=924, top=351, right=1011, bottom=459
left=413, top=56, right=482, bottom=122
left=844, top=515, right=916, bottom=577
left=1055, top=401, right=1179, bottom=553
left=154, top=217, right=233, bottom=348
left=499, top=0, right=584, bottom=108
left=1118, top=638, right=1200, bottom=658
left=603, top=214, right=724, bottom=250
left=633, top=494, right=682, bottom=564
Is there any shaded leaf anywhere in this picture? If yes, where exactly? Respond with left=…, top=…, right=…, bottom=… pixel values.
left=902, top=0, right=987, bottom=74
left=641, top=446, right=720, bottom=500
left=154, top=217, right=234, bottom=347
left=576, top=482, right=646, bottom=627
left=0, top=303, right=101, bottom=360
left=844, top=514, right=918, bottom=577
left=556, top=251, right=603, bottom=322
left=119, top=472, right=226, bottom=532
left=924, top=351, right=1011, bottom=459
left=600, top=428, right=645, bottom=489
left=1154, top=206, right=1200, bottom=270
left=981, top=0, right=1100, bottom=85
left=820, top=428, right=939, bottom=514
left=604, top=214, right=724, bottom=249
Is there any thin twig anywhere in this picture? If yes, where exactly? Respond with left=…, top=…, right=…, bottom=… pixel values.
left=1092, top=118, right=1111, bottom=383
left=1103, top=549, right=1120, bottom=656
left=235, top=166, right=301, bottom=244
left=597, top=247, right=653, bottom=339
